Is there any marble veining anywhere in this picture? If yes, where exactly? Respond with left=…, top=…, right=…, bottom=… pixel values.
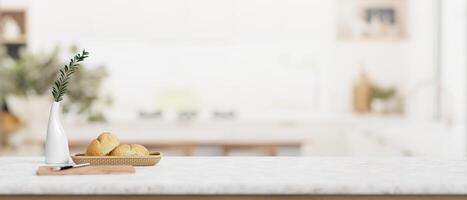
left=1, top=157, right=467, bottom=195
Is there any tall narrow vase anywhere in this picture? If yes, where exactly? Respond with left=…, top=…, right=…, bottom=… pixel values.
left=45, top=102, right=70, bottom=164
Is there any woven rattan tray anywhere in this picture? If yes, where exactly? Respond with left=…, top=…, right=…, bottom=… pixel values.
left=71, top=152, right=162, bottom=166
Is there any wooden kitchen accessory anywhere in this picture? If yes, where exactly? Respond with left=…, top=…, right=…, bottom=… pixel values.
left=72, top=152, right=162, bottom=166
left=36, top=165, right=135, bottom=176
left=352, top=69, right=373, bottom=113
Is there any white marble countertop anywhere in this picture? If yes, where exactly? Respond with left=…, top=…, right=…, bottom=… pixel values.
left=1, top=157, right=467, bottom=195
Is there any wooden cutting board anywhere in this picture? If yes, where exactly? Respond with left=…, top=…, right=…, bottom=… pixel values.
left=36, top=165, right=135, bottom=176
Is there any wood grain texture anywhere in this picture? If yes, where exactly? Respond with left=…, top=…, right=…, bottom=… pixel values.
left=36, top=165, right=135, bottom=176
left=1, top=195, right=467, bottom=200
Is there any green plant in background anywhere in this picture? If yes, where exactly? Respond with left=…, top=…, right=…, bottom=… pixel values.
left=0, top=48, right=10, bottom=102
left=0, top=46, right=111, bottom=122
left=62, top=61, right=112, bottom=122
left=371, top=86, right=396, bottom=101
left=0, top=47, right=60, bottom=98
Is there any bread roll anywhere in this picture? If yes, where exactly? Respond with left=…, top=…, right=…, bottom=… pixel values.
left=85, top=132, right=120, bottom=156
left=109, top=144, right=150, bottom=156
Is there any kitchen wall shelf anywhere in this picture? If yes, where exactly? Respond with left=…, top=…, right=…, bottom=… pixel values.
left=0, top=7, right=27, bottom=59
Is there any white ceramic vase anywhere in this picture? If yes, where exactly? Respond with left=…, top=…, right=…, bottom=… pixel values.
left=45, top=102, right=70, bottom=164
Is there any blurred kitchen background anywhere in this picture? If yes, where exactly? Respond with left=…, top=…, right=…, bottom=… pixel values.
left=0, top=0, right=465, bottom=157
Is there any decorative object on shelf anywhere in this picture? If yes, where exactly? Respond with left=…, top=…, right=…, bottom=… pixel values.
left=351, top=67, right=402, bottom=114
left=371, top=86, right=395, bottom=113
left=337, top=0, right=407, bottom=41
left=45, top=50, right=89, bottom=164
left=352, top=70, right=372, bottom=113
left=371, top=85, right=402, bottom=114
left=0, top=8, right=27, bottom=59
left=1, top=16, right=21, bottom=41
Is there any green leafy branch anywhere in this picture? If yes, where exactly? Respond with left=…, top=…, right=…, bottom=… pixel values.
left=52, top=49, right=89, bottom=102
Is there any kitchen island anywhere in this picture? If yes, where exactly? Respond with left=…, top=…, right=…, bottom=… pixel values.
left=1, top=157, right=467, bottom=199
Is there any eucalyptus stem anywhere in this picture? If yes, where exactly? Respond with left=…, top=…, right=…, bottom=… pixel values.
left=52, top=50, right=89, bottom=102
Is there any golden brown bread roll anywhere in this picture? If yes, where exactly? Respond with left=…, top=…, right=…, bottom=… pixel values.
left=109, top=144, right=150, bottom=156
left=85, top=132, right=120, bottom=156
